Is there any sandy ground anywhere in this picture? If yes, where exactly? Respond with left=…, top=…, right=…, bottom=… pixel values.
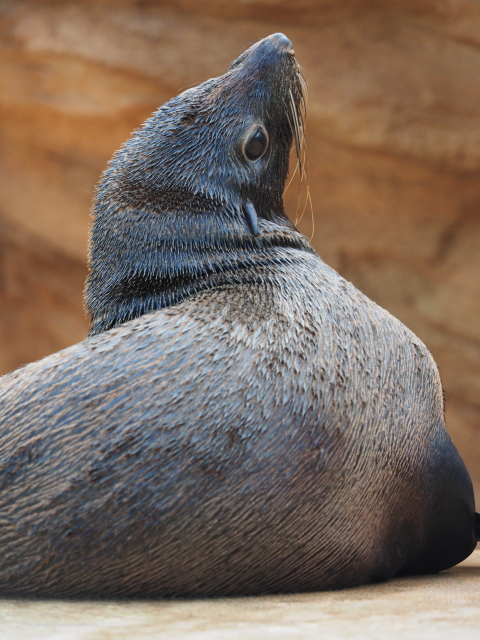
left=1, top=549, right=478, bottom=640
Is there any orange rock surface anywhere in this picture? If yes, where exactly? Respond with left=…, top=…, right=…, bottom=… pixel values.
left=0, top=0, right=479, bottom=497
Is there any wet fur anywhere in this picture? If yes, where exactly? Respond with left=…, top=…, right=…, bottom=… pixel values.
left=0, top=34, right=476, bottom=597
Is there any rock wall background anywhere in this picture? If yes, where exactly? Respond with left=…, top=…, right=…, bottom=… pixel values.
left=1, top=0, right=479, bottom=498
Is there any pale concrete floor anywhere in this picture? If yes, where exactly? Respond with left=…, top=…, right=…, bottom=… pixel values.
left=1, top=549, right=479, bottom=640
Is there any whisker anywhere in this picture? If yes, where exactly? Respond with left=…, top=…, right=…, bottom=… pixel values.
left=288, top=104, right=305, bottom=226
left=288, top=89, right=303, bottom=178
left=286, top=68, right=314, bottom=238
left=284, top=154, right=299, bottom=195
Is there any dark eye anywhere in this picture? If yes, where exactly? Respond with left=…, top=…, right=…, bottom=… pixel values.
left=244, top=127, right=268, bottom=161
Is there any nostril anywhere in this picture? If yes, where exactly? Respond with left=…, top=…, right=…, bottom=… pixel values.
left=268, top=33, right=294, bottom=53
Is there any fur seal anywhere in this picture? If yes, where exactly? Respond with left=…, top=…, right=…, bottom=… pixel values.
left=0, top=33, right=477, bottom=598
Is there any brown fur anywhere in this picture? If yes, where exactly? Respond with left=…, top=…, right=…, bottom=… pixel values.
left=0, top=34, right=476, bottom=598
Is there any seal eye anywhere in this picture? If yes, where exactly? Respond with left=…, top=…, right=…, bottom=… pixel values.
left=244, top=128, right=268, bottom=161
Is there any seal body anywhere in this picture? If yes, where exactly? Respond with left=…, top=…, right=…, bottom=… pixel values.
left=0, top=34, right=476, bottom=598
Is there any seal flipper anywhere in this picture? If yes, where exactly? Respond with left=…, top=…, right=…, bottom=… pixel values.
left=244, top=200, right=259, bottom=237
left=397, top=440, right=477, bottom=577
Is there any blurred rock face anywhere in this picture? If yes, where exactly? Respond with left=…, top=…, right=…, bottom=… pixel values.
left=0, top=0, right=479, bottom=496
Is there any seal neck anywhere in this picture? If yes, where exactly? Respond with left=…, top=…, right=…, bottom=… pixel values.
left=85, top=196, right=313, bottom=335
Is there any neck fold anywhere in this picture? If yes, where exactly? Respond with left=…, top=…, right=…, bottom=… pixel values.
left=86, top=200, right=313, bottom=335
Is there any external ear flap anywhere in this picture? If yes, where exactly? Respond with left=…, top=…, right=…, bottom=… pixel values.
left=244, top=199, right=259, bottom=236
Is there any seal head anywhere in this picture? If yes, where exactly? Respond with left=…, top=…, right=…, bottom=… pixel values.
left=86, top=33, right=310, bottom=335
